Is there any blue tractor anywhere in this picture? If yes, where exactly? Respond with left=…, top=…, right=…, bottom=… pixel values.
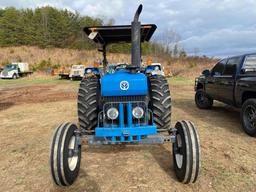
left=49, top=5, right=201, bottom=186
left=84, top=67, right=101, bottom=76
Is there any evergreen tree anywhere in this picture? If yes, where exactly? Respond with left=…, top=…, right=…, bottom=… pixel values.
left=0, top=6, right=181, bottom=55
left=0, top=7, right=24, bottom=46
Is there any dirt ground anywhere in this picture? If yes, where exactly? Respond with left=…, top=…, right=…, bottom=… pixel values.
left=0, top=80, right=256, bottom=192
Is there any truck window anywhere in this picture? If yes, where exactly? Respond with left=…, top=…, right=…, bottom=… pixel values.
left=223, top=57, right=242, bottom=75
left=211, top=59, right=226, bottom=76
left=146, top=65, right=161, bottom=71
left=4, top=64, right=17, bottom=70
left=243, top=55, right=256, bottom=72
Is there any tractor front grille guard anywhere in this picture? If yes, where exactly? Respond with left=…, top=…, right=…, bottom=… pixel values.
left=97, top=101, right=154, bottom=128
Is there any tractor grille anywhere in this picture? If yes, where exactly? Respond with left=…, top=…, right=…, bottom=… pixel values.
left=99, top=101, right=153, bottom=128
left=102, top=96, right=147, bottom=103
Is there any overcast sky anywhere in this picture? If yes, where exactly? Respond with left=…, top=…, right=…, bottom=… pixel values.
left=1, top=0, right=256, bottom=57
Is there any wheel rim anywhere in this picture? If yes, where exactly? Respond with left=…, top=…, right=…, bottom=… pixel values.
left=197, top=92, right=206, bottom=105
left=68, top=136, right=79, bottom=171
left=175, top=134, right=183, bottom=169
left=244, top=104, right=256, bottom=130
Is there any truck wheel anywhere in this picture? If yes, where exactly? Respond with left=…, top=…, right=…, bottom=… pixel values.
left=148, top=75, right=171, bottom=130
left=50, top=122, right=81, bottom=186
left=12, top=74, right=17, bottom=79
left=77, top=76, right=100, bottom=134
left=173, top=120, right=201, bottom=183
left=241, top=99, right=256, bottom=137
left=195, top=90, right=213, bottom=109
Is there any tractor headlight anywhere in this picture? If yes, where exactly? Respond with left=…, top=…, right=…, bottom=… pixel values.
left=107, top=107, right=119, bottom=120
left=132, top=106, right=144, bottom=119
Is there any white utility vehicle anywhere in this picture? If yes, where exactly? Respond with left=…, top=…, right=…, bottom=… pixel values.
left=69, top=65, right=86, bottom=80
left=0, top=63, right=32, bottom=79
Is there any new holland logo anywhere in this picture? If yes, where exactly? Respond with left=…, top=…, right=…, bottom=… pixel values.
left=120, top=81, right=129, bottom=90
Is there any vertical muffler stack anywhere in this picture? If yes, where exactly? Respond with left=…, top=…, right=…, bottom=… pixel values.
left=131, top=4, right=143, bottom=68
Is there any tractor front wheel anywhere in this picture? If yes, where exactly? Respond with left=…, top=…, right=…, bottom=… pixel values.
left=173, top=120, right=201, bottom=183
left=50, top=122, right=81, bottom=186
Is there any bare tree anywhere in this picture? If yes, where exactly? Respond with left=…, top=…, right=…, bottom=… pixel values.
left=193, top=47, right=200, bottom=57
left=173, top=43, right=179, bottom=57
left=106, top=18, right=115, bottom=26
left=158, top=28, right=181, bottom=54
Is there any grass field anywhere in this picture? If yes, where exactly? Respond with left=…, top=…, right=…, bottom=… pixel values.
left=0, top=76, right=193, bottom=86
left=0, top=76, right=256, bottom=192
left=0, top=75, right=79, bottom=87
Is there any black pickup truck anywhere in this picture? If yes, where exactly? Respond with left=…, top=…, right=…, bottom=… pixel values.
left=195, top=53, right=256, bottom=136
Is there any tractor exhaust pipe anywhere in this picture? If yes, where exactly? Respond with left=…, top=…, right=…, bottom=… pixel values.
left=131, top=4, right=143, bottom=68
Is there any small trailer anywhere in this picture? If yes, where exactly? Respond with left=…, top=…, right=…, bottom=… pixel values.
left=0, top=63, right=33, bottom=79
left=59, top=72, right=70, bottom=79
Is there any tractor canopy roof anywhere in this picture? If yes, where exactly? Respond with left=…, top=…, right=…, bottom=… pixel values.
left=83, top=24, right=157, bottom=45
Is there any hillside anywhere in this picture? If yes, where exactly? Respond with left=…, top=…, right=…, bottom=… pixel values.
left=0, top=46, right=217, bottom=78
left=0, top=6, right=218, bottom=78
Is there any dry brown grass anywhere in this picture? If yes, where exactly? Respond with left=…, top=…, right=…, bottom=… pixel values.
left=156, top=56, right=217, bottom=78
left=0, top=46, right=130, bottom=67
left=0, top=46, right=217, bottom=79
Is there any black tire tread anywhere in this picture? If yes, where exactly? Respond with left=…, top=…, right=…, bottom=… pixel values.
left=148, top=75, right=172, bottom=130
left=173, top=120, right=201, bottom=184
left=50, top=122, right=70, bottom=186
left=77, top=76, right=100, bottom=133
left=50, top=123, right=64, bottom=185
left=50, top=122, right=81, bottom=186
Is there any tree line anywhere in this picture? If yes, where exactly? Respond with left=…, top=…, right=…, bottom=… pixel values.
left=0, top=6, right=106, bottom=49
left=0, top=6, right=187, bottom=57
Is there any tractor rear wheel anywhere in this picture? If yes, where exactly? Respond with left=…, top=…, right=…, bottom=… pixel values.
left=173, top=120, right=201, bottom=183
left=148, top=75, right=171, bottom=130
left=77, top=76, right=100, bottom=134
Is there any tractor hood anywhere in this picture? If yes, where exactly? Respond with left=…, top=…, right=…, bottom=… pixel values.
left=101, top=71, right=148, bottom=96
